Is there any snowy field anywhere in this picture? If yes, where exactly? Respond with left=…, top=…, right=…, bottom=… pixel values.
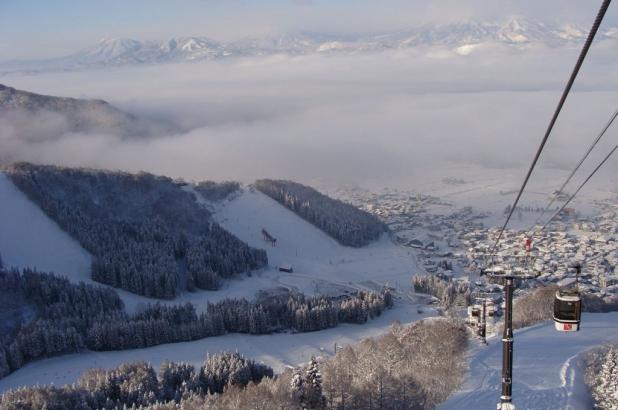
left=439, top=312, right=618, bottom=410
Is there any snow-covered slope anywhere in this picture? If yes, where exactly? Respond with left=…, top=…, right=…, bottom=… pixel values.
left=0, top=172, right=92, bottom=280
left=439, top=312, right=618, bottom=410
left=212, top=188, right=418, bottom=295
left=0, top=175, right=272, bottom=312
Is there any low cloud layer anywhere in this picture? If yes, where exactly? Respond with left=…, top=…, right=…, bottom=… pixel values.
left=2, top=43, right=618, bottom=189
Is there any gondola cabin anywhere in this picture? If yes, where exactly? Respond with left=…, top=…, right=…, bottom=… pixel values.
left=553, top=289, right=582, bottom=332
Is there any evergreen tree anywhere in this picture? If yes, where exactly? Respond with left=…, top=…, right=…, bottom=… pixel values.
left=290, top=367, right=305, bottom=405
left=304, top=357, right=326, bottom=409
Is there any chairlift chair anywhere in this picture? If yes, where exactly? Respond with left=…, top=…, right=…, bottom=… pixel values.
left=486, top=300, right=496, bottom=317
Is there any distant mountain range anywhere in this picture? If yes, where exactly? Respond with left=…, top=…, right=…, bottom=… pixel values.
left=0, top=84, right=178, bottom=138
left=2, top=18, right=617, bottom=73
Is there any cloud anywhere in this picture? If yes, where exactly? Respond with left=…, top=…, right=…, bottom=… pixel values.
left=2, top=43, right=618, bottom=190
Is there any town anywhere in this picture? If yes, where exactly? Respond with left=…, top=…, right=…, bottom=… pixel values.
left=334, top=185, right=618, bottom=301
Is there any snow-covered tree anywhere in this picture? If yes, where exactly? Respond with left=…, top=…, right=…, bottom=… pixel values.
left=591, top=347, right=618, bottom=409
left=304, top=357, right=326, bottom=409
left=255, top=179, right=387, bottom=247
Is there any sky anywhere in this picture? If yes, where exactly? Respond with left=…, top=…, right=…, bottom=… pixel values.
left=1, top=0, right=617, bottom=60
left=1, top=0, right=618, bottom=198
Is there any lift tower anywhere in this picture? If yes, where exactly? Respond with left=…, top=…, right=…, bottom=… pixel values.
left=498, top=276, right=515, bottom=410
left=483, top=269, right=532, bottom=410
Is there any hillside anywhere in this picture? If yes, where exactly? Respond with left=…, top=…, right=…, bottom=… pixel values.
left=3, top=163, right=268, bottom=299
left=0, top=84, right=176, bottom=138
left=254, top=179, right=388, bottom=247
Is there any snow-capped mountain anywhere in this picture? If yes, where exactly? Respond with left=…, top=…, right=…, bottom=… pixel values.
left=1, top=18, right=615, bottom=73
left=74, top=38, right=144, bottom=63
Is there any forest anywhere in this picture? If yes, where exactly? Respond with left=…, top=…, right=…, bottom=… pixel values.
left=0, top=318, right=468, bottom=410
left=4, top=163, right=268, bottom=298
left=194, top=181, right=240, bottom=202
left=0, top=267, right=392, bottom=382
left=254, top=179, right=388, bottom=247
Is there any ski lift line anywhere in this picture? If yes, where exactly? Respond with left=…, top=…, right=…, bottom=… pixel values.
left=539, top=141, right=618, bottom=232
left=490, top=0, right=612, bottom=258
left=525, top=107, right=618, bottom=238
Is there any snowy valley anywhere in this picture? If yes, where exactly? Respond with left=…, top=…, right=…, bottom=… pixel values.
left=0, top=163, right=617, bottom=409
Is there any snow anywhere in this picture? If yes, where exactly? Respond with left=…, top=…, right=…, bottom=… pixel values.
left=438, top=312, right=618, bottom=410
left=0, top=172, right=92, bottom=282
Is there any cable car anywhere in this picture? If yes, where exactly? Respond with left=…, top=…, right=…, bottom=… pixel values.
left=553, top=289, right=582, bottom=332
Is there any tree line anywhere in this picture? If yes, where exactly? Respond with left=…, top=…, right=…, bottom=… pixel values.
left=0, top=352, right=273, bottom=410
left=86, top=289, right=393, bottom=351
left=255, top=179, right=388, bottom=247
left=0, top=318, right=467, bottom=410
left=194, top=180, right=241, bottom=202
left=5, top=163, right=267, bottom=299
left=0, top=267, right=392, bottom=381
left=413, top=275, right=471, bottom=311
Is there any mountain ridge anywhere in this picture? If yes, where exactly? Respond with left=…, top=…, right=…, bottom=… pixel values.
left=0, top=83, right=178, bottom=139
left=2, top=18, right=616, bottom=74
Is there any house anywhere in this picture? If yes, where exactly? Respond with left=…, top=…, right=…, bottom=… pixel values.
left=279, top=264, right=293, bottom=273
left=600, top=274, right=618, bottom=288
